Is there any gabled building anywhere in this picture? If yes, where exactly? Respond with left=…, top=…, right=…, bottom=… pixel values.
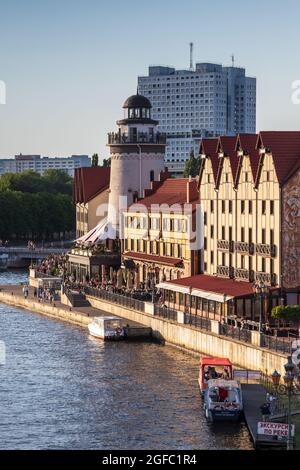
left=73, top=167, right=110, bottom=238
left=122, top=175, right=200, bottom=288
left=158, top=132, right=300, bottom=323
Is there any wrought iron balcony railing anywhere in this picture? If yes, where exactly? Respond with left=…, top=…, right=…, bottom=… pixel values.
left=217, top=265, right=233, bottom=278
left=255, top=272, right=277, bottom=286
left=234, top=241, right=255, bottom=255
left=234, top=268, right=254, bottom=282
left=108, top=132, right=166, bottom=145
left=256, top=244, right=276, bottom=258
left=217, top=240, right=234, bottom=252
left=217, top=240, right=230, bottom=251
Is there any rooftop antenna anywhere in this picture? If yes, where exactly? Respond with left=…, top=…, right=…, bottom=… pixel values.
left=189, top=42, right=194, bottom=71
left=231, top=54, right=235, bottom=67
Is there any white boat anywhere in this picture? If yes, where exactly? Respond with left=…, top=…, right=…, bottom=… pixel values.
left=88, top=316, right=125, bottom=340
left=203, top=379, right=243, bottom=422
left=0, top=254, right=8, bottom=271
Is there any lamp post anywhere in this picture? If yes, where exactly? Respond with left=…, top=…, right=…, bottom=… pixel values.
left=284, top=356, right=296, bottom=451
left=253, top=281, right=270, bottom=333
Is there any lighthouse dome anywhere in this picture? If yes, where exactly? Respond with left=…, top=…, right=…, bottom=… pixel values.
left=123, top=93, right=152, bottom=109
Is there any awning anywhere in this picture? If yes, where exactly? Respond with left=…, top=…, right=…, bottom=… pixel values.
left=156, top=283, right=234, bottom=303
left=192, top=289, right=233, bottom=303
left=156, top=282, right=190, bottom=295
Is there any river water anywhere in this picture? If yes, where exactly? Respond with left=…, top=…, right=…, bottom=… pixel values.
left=0, top=270, right=253, bottom=450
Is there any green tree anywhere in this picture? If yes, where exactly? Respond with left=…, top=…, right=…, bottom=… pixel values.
left=42, top=169, right=73, bottom=195
left=272, top=305, right=300, bottom=321
left=92, top=153, right=99, bottom=167
left=102, top=157, right=111, bottom=167
left=183, top=150, right=200, bottom=178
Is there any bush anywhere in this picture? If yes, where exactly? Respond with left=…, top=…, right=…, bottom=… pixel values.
left=272, top=305, right=300, bottom=320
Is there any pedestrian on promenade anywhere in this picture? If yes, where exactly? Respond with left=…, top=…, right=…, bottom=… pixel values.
left=260, top=402, right=271, bottom=421
left=33, top=288, right=37, bottom=298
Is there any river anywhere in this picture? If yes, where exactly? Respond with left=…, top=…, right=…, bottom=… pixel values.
left=0, top=270, right=253, bottom=450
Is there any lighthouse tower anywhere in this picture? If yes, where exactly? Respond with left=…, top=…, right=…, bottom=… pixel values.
left=107, top=92, right=166, bottom=233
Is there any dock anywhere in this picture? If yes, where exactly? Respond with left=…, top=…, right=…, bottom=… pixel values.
left=242, top=384, right=292, bottom=449
left=0, top=285, right=152, bottom=340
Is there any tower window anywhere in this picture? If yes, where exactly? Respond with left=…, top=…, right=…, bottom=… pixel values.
left=150, top=170, right=155, bottom=182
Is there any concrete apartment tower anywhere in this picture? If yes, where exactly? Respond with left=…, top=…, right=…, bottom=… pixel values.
left=107, top=92, right=166, bottom=233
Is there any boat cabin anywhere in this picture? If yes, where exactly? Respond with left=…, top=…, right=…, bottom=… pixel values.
left=199, top=357, right=233, bottom=392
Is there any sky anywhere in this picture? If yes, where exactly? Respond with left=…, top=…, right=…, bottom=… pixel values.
left=0, top=0, right=300, bottom=161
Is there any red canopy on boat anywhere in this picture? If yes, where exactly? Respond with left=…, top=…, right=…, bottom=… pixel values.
left=200, top=357, right=232, bottom=367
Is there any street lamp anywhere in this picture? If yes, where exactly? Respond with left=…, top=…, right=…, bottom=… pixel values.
left=253, top=281, right=270, bottom=333
left=284, top=356, right=296, bottom=451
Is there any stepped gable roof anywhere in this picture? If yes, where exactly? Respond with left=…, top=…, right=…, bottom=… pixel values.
left=257, top=131, right=300, bottom=186
left=216, top=136, right=238, bottom=184
left=128, top=178, right=198, bottom=211
left=199, top=138, right=219, bottom=182
left=235, top=133, right=260, bottom=184
left=73, top=167, right=110, bottom=203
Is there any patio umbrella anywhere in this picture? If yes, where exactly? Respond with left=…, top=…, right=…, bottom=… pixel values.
left=109, top=266, right=114, bottom=284
left=134, top=269, right=140, bottom=290
left=101, top=265, right=106, bottom=287
left=116, top=269, right=123, bottom=289
left=126, top=271, right=133, bottom=290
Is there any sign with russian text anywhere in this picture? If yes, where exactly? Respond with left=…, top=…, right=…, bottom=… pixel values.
left=257, top=422, right=295, bottom=437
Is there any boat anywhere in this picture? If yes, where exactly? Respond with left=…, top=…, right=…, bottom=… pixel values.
left=0, top=254, right=8, bottom=270
left=203, top=379, right=243, bottom=422
left=88, top=316, right=125, bottom=340
left=198, top=357, right=233, bottom=395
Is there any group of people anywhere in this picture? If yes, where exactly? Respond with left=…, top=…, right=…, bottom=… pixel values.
left=204, top=366, right=231, bottom=383
left=34, top=254, right=68, bottom=278
left=27, top=241, right=36, bottom=251
left=34, top=286, right=56, bottom=303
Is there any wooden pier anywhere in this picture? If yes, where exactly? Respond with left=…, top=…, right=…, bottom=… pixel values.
left=242, top=384, right=292, bottom=449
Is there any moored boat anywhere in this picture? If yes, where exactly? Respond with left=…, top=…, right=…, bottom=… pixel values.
left=198, top=357, right=233, bottom=396
left=203, top=379, right=243, bottom=422
left=88, top=316, right=125, bottom=340
left=0, top=254, right=8, bottom=271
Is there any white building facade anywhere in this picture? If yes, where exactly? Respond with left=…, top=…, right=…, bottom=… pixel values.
left=138, top=63, right=256, bottom=175
left=0, top=154, right=91, bottom=176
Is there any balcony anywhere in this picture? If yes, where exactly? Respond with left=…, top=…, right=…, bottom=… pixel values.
left=217, top=240, right=233, bottom=252
left=234, top=268, right=254, bottom=282
left=255, top=272, right=277, bottom=286
left=108, top=132, right=166, bottom=145
left=234, top=241, right=254, bottom=255
left=256, top=244, right=276, bottom=258
left=217, top=265, right=233, bottom=279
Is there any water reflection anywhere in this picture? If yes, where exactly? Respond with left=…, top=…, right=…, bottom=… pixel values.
left=0, top=271, right=253, bottom=450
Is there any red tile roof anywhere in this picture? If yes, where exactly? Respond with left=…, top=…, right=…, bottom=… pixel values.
left=200, top=138, right=219, bottom=182
left=74, top=167, right=110, bottom=203
left=164, top=274, right=255, bottom=298
left=217, top=136, right=239, bottom=183
left=258, top=131, right=300, bottom=185
left=129, top=178, right=198, bottom=210
left=235, top=134, right=260, bottom=184
left=123, top=252, right=183, bottom=267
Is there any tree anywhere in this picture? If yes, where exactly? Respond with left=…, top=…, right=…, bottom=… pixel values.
left=272, top=305, right=300, bottom=325
left=102, top=157, right=111, bottom=167
left=183, top=150, right=200, bottom=178
left=92, top=153, right=99, bottom=167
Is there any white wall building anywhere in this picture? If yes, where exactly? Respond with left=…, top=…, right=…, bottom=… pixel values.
left=0, top=154, right=91, bottom=176
left=138, top=63, right=256, bottom=175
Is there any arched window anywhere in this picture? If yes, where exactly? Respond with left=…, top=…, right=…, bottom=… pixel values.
left=150, top=170, right=155, bottom=182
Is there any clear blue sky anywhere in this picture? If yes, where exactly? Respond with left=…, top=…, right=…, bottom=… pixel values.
left=1, top=0, right=300, bottom=160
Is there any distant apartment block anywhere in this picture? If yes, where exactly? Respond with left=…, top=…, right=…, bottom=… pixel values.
left=138, top=63, right=256, bottom=175
left=0, top=154, right=91, bottom=177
